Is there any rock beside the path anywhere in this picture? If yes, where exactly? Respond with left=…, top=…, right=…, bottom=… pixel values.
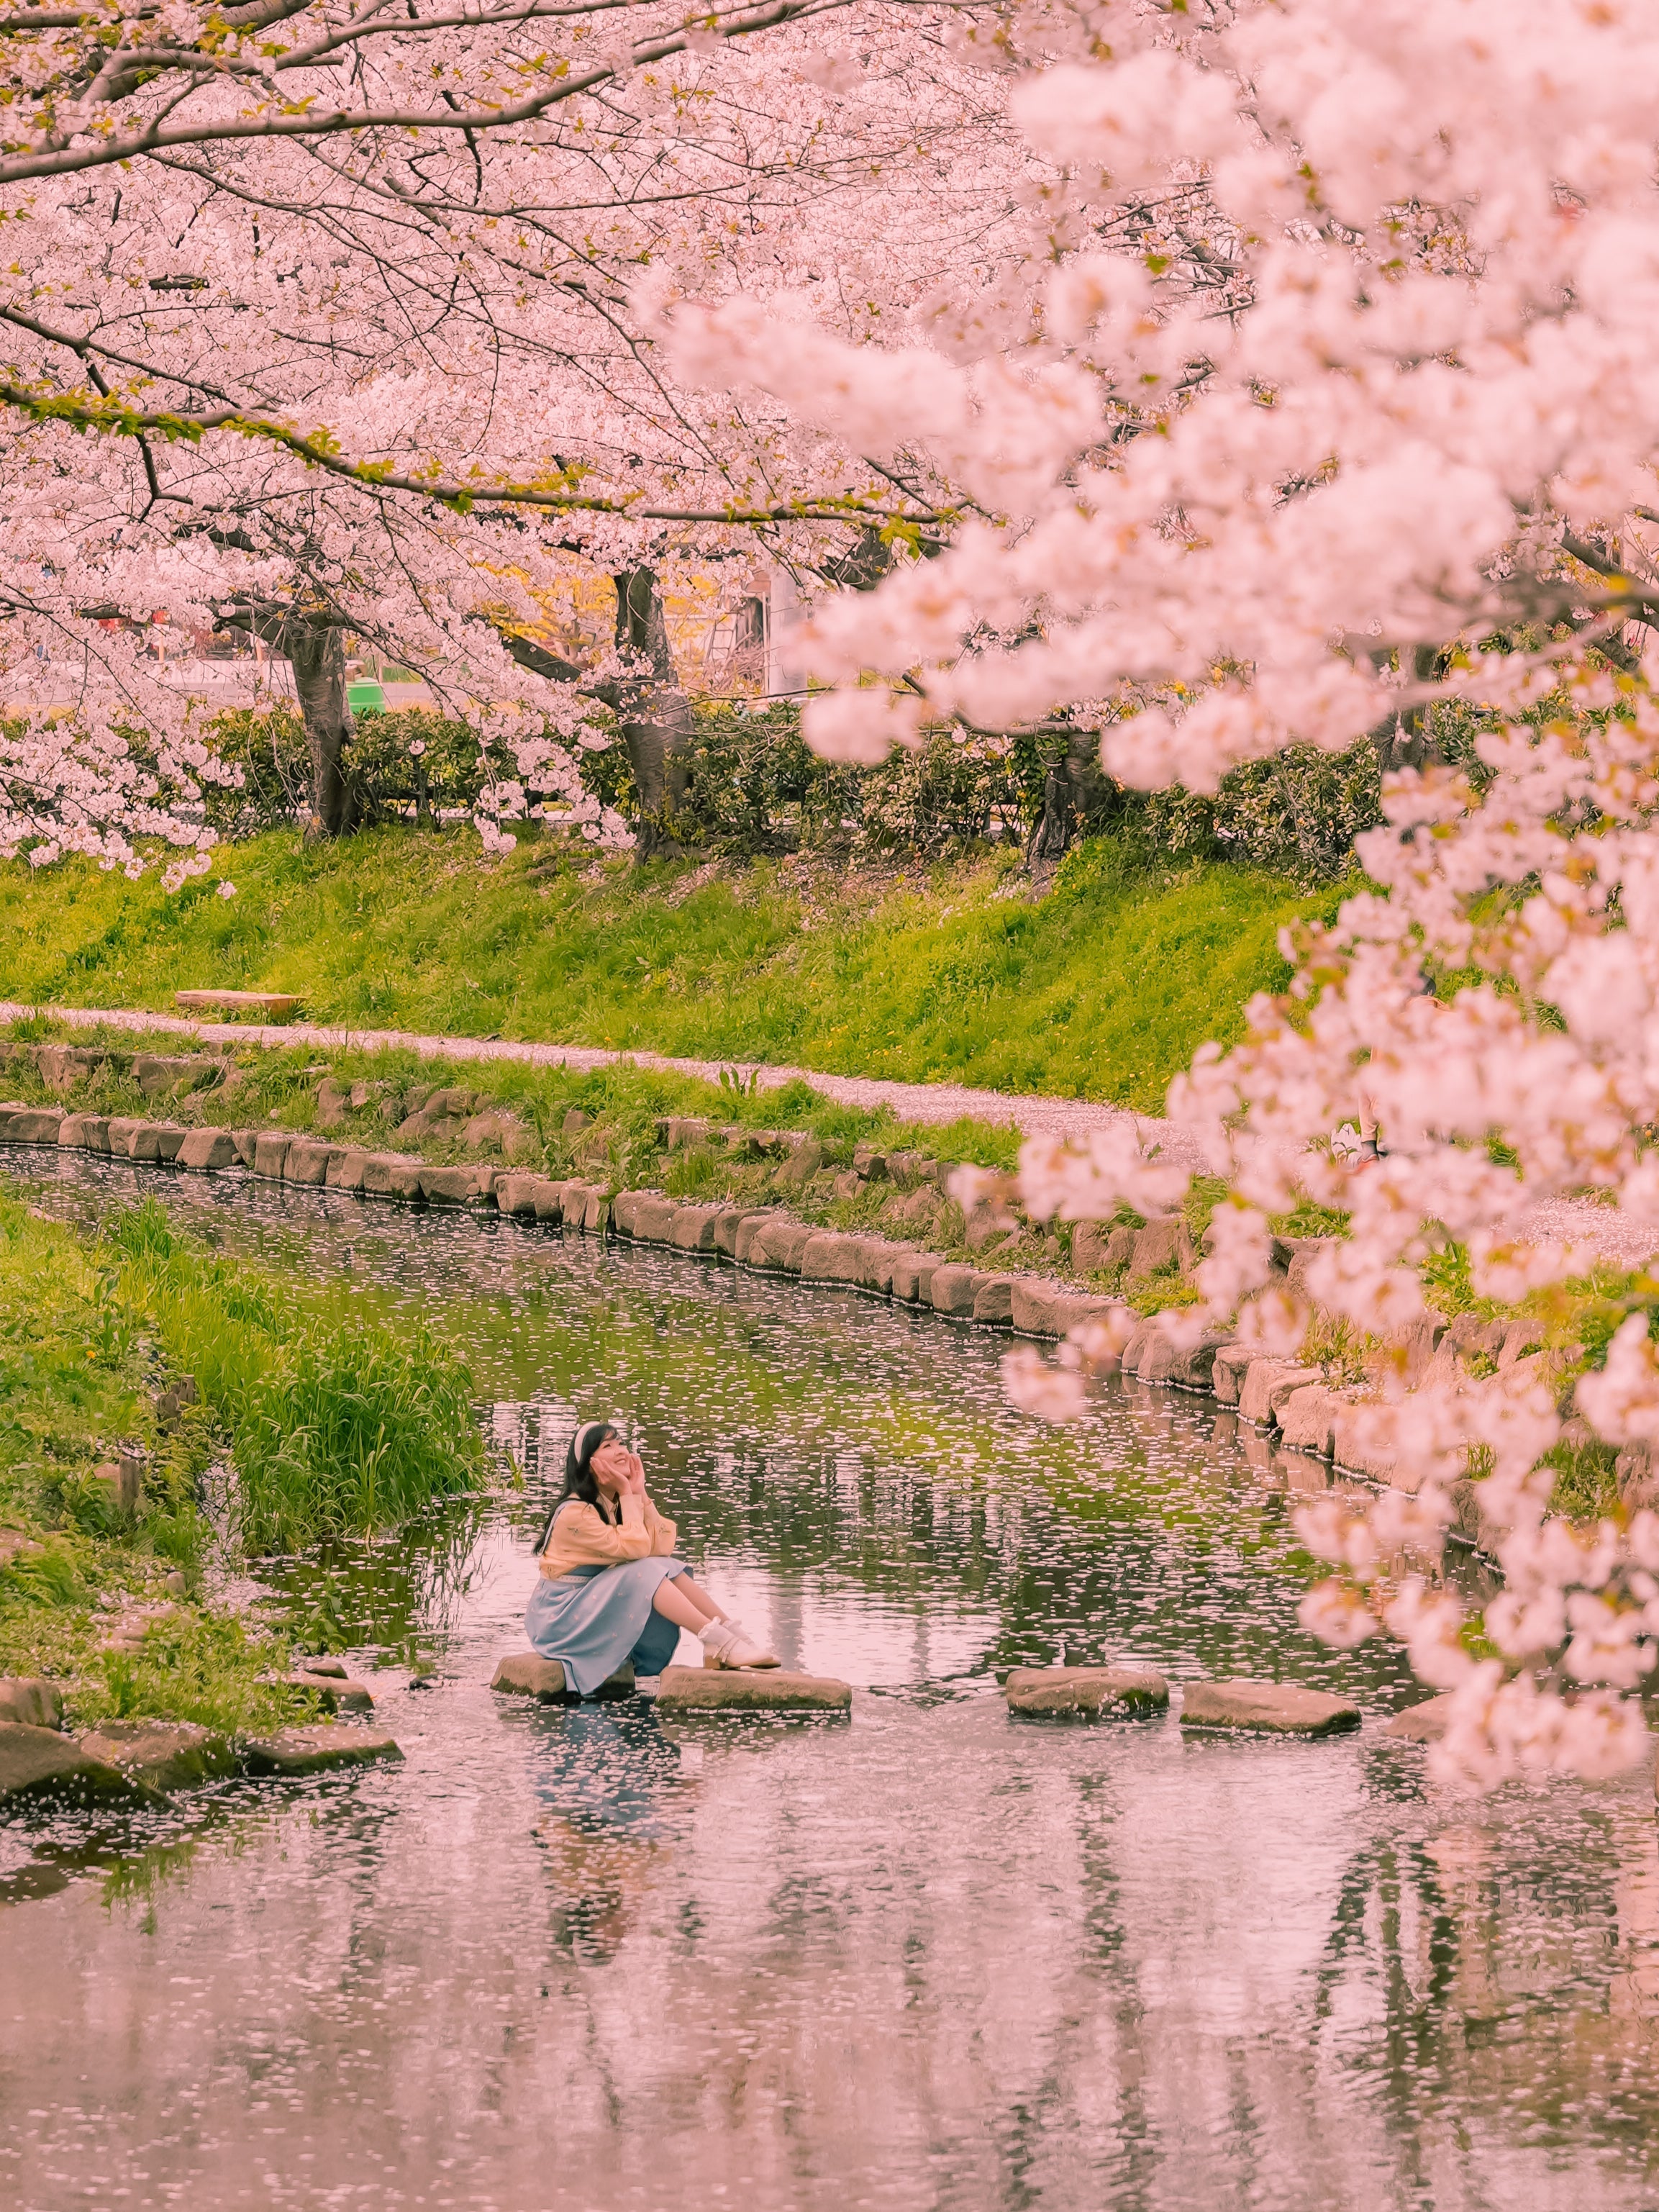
left=496, top=1171, right=551, bottom=1218
left=419, top=1163, right=488, bottom=1207
left=0, top=1677, right=63, bottom=1729
left=655, top=1667, right=852, bottom=1713
left=1128, top=1215, right=1195, bottom=1279
left=1278, top=1384, right=1342, bottom=1456
left=1386, top=1695, right=1456, bottom=1744
left=891, top=1251, right=945, bottom=1303
left=716, top=1208, right=773, bottom=1259
left=490, top=1654, right=637, bottom=1701
left=325, top=1146, right=369, bottom=1191
left=174, top=989, right=302, bottom=1020
left=1004, top=1665, right=1170, bottom=1719
left=90, top=1455, right=144, bottom=1515
left=930, top=1264, right=989, bottom=1318
left=76, top=1719, right=238, bottom=1792
left=1181, top=1680, right=1361, bottom=1736
left=1211, top=1344, right=1255, bottom=1406
left=284, top=1137, right=340, bottom=1186
left=0, top=1107, right=65, bottom=1144
left=177, top=1126, right=239, bottom=1171
left=971, top=1274, right=1019, bottom=1325
left=746, top=1218, right=812, bottom=1273
left=1237, top=1359, right=1322, bottom=1425
left=0, top=1723, right=137, bottom=1803
left=668, top=1202, right=726, bottom=1254
left=243, top=1725, right=404, bottom=1776
left=362, top=1151, right=425, bottom=1200
left=1008, top=1280, right=1120, bottom=1340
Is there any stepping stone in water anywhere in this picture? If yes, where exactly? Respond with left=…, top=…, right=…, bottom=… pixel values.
left=654, top=1666, right=852, bottom=1715
left=1180, top=1680, right=1361, bottom=1737
left=0, top=1722, right=142, bottom=1805
left=76, top=1720, right=239, bottom=1794
left=490, top=1654, right=636, bottom=1703
left=1385, top=1693, right=1455, bottom=1743
left=1004, top=1665, right=1169, bottom=1719
left=243, top=1726, right=403, bottom=1777
left=283, top=1675, right=376, bottom=1713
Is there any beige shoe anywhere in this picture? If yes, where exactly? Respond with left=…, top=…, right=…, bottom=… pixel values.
left=699, top=1619, right=781, bottom=1669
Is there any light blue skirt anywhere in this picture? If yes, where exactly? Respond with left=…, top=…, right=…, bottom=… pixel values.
left=525, top=1556, right=688, bottom=1696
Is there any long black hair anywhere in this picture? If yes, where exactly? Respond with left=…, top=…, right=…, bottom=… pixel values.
left=533, top=1420, right=621, bottom=1554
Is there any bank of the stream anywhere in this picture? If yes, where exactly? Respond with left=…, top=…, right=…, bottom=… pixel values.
left=0, top=826, right=1333, bottom=1110
left=0, top=1187, right=483, bottom=1733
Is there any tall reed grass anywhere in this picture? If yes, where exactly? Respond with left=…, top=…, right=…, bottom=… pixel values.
left=104, top=1202, right=483, bottom=1555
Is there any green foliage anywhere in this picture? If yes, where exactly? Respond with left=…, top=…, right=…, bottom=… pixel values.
left=1137, top=740, right=1383, bottom=885
left=0, top=825, right=1325, bottom=1112
left=80, top=1609, right=306, bottom=1736
left=105, top=1200, right=484, bottom=1554
left=1543, top=1434, right=1622, bottom=1523
left=203, top=705, right=529, bottom=833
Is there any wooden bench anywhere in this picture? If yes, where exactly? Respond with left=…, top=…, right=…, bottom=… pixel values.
left=174, top=991, right=304, bottom=1023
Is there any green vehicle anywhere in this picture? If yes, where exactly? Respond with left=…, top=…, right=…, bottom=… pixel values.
left=347, top=679, right=386, bottom=715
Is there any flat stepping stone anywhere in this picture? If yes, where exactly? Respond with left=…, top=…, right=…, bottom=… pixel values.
left=243, top=1725, right=403, bottom=1776
left=1386, top=1693, right=1455, bottom=1743
left=1180, top=1680, right=1360, bottom=1737
left=1004, top=1665, right=1169, bottom=1720
left=175, top=990, right=303, bottom=1021
left=490, top=1654, right=635, bottom=1703
left=76, top=1720, right=238, bottom=1793
left=283, top=1673, right=376, bottom=1713
left=0, top=1722, right=141, bottom=1805
left=654, top=1665, right=851, bottom=1714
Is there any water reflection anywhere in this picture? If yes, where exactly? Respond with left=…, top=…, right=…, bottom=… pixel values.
left=4, top=1143, right=1659, bottom=2211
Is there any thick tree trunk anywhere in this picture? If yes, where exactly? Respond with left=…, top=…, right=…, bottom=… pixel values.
left=613, top=567, right=691, bottom=854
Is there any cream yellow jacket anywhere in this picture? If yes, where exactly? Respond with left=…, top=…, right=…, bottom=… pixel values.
left=537, top=1495, right=678, bottom=1579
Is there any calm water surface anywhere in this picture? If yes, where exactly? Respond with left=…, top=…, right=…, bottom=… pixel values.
left=4, top=1148, right=1659, bottom=2212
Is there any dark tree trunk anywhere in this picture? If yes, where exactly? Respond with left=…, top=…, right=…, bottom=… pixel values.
left=613, top=567, right=691, bottom=855
left=284, top=623, right=357, bottom=835
left=1028, top=727, right=1111, bottom=869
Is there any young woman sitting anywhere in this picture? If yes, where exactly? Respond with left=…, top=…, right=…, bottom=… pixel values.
left=524, top=1420, right=779, bottom=1694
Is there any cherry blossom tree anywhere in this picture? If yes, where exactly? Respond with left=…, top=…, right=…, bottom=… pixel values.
left=0, top=0, right=1013, bottom=862
left=671, top=0, right=1659, bottom=1781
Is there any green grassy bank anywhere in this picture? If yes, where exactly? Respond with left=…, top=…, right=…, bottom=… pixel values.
left=0, top=828, right=1335, bottom=1112
left=0, top=1190, right=483, bottom=1727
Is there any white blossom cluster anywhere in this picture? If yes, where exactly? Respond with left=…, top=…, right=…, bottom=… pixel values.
left=673, top=0, right=1659, bottom=1780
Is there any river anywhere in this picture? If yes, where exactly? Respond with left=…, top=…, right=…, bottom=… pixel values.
left=3, top=1146, right=1658, bottom=2212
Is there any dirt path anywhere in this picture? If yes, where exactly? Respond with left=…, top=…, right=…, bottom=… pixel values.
left=0, top=999, right=1178, bottom=1147
left=3, top=997, right=1648, bottom=1264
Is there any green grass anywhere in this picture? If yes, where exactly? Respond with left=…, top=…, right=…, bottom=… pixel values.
left=104, top=1202, right=484, bottom=1556
left=0, top=1189, right=483, bottom=1723
left=0, top=1189, right=296, bottom=1728
left=0, top=825, right=1334, bottom=1112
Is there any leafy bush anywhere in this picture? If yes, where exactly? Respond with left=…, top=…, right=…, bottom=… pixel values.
left=203, top=706, right=533, bottom=833
left=1137, top=740, right=1383, bottom=884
